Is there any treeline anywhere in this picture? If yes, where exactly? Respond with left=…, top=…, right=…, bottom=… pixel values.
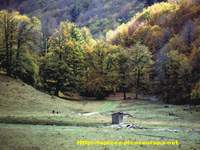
left=107, top=0, right=200, bottom=104
left=0, top=0, right=200, bottom=104
left=0, top=10, right=153, bottom=101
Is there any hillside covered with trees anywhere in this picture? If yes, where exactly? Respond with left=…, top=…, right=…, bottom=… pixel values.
left=107, top=0, right=200, bottom=104
left=0, top=0, right=200, bottom=105
left=0, top=0, right=147, bottom=38
left=1, top=1, right=200, bottom=150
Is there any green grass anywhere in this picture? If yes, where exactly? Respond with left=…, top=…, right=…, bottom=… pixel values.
left=0, top=74, right=200, bottom=150
left=96, top=101, right=119, bottom=113
left=1, top=123, right=200, bottom=150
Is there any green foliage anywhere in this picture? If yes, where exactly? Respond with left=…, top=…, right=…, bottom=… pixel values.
left=12, top=52, right=39, bottom=85
left=0, top=10, right=41, bottom=85
left=128, top=42, right=153, bottom=73
left=82, top=42, right=120, bottom=99
left=117, top=48, right=131, bottom=95
left=161, top=50, right=192, bottom=104
left=190, top=47, right=200, bottom=83
left=1, top=1, right=200, bottom=104
left=125, top=42, right=153, bottom=98
left=40, top=22, right=94, bottom=95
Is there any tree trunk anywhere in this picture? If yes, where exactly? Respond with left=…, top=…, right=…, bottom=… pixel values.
left=113, top=86, right=116, bottom=96
left=55, top=82, right=60, bottom=96
left=16, top=37, right=21, bottom=60
left=135, top=69, right=141, bottom=99
left=123, top=87, right=127, bottom=100
left=9, top=30, right=13, bottom=65
left=55, top=88, right=59, bottom=96
left=4, top=15, right=11, bottom=76
left=55, top=79, right=62, bottom=97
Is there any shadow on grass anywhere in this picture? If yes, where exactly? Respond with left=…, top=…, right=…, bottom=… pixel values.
left=0, top=116, right=109, bottom=127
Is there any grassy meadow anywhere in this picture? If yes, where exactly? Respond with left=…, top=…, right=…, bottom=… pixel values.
left=0, top=74, right=200, bottom=150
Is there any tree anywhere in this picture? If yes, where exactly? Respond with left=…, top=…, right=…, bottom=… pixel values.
left=40, top=57, right=70, bottom=96
left=83, top=41, right=120, bottom=99
left=0, top=10, right=41, bottom=84
left=13, top=16, right=41, bottom=83
left=128, top=42, right=153, bottom=99
left=161, top=50, right=192, bottom=104
left=191, top=81, right=200, bottom=105
left=116, top=42, right=153, bottom=100
left=117, top=49, right=131, bottom=100
left=0, top=10, right=18, bottom=75
left=40, top=22, right=94, bottom=96
left=190, top=47, right=200, bottom=83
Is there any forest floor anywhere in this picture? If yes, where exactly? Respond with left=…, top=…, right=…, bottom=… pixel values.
left=0, top=74, right=200, bottom=150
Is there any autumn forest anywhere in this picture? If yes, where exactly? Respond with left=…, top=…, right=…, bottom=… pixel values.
left=0, top=0, right=200, bottom=150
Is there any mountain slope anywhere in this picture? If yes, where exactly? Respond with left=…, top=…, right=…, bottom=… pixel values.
left=107, top=0, right=200, bottom=103
left=0, top=73, right=112, bottom=126
left=0, top=73, right=74, bottom=115
left=0, top=73, right=106, bottom=116
left=0, top=0, right=145, bottom=37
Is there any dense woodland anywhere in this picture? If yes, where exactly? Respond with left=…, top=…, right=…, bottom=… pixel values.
left=0, top=0, right=200, bottom=104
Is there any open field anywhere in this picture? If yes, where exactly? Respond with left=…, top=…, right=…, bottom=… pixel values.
left=0, top=74, right=200, bottom=150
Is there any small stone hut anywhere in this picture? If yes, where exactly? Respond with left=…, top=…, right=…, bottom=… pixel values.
left=112, top=112, right=123, bottom=124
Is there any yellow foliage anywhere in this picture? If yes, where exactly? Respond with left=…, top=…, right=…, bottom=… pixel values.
left=14, top=14, right=30, bottom=23
left=66, top=40, right=75, bottom=49
left=107, top=2, right=179, bottom=44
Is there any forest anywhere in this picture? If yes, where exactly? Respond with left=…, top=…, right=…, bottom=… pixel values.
left=0, top=0, right=200, bottom=150
left=0, top=0, right=199, bottom=104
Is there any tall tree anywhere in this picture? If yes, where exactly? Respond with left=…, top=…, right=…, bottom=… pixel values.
left=161, top=50, right=192, bottom=104
left=0, top=10, right=18, bottom=75
left=0, top=10, right=41, bottom=84
left=128, top=42, right=153, bottom=99
left=40, top=22, right=94, bottom=96
left=83, top=42, right=120, bottom=99
left=117, top=49, right=130, bottom=100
